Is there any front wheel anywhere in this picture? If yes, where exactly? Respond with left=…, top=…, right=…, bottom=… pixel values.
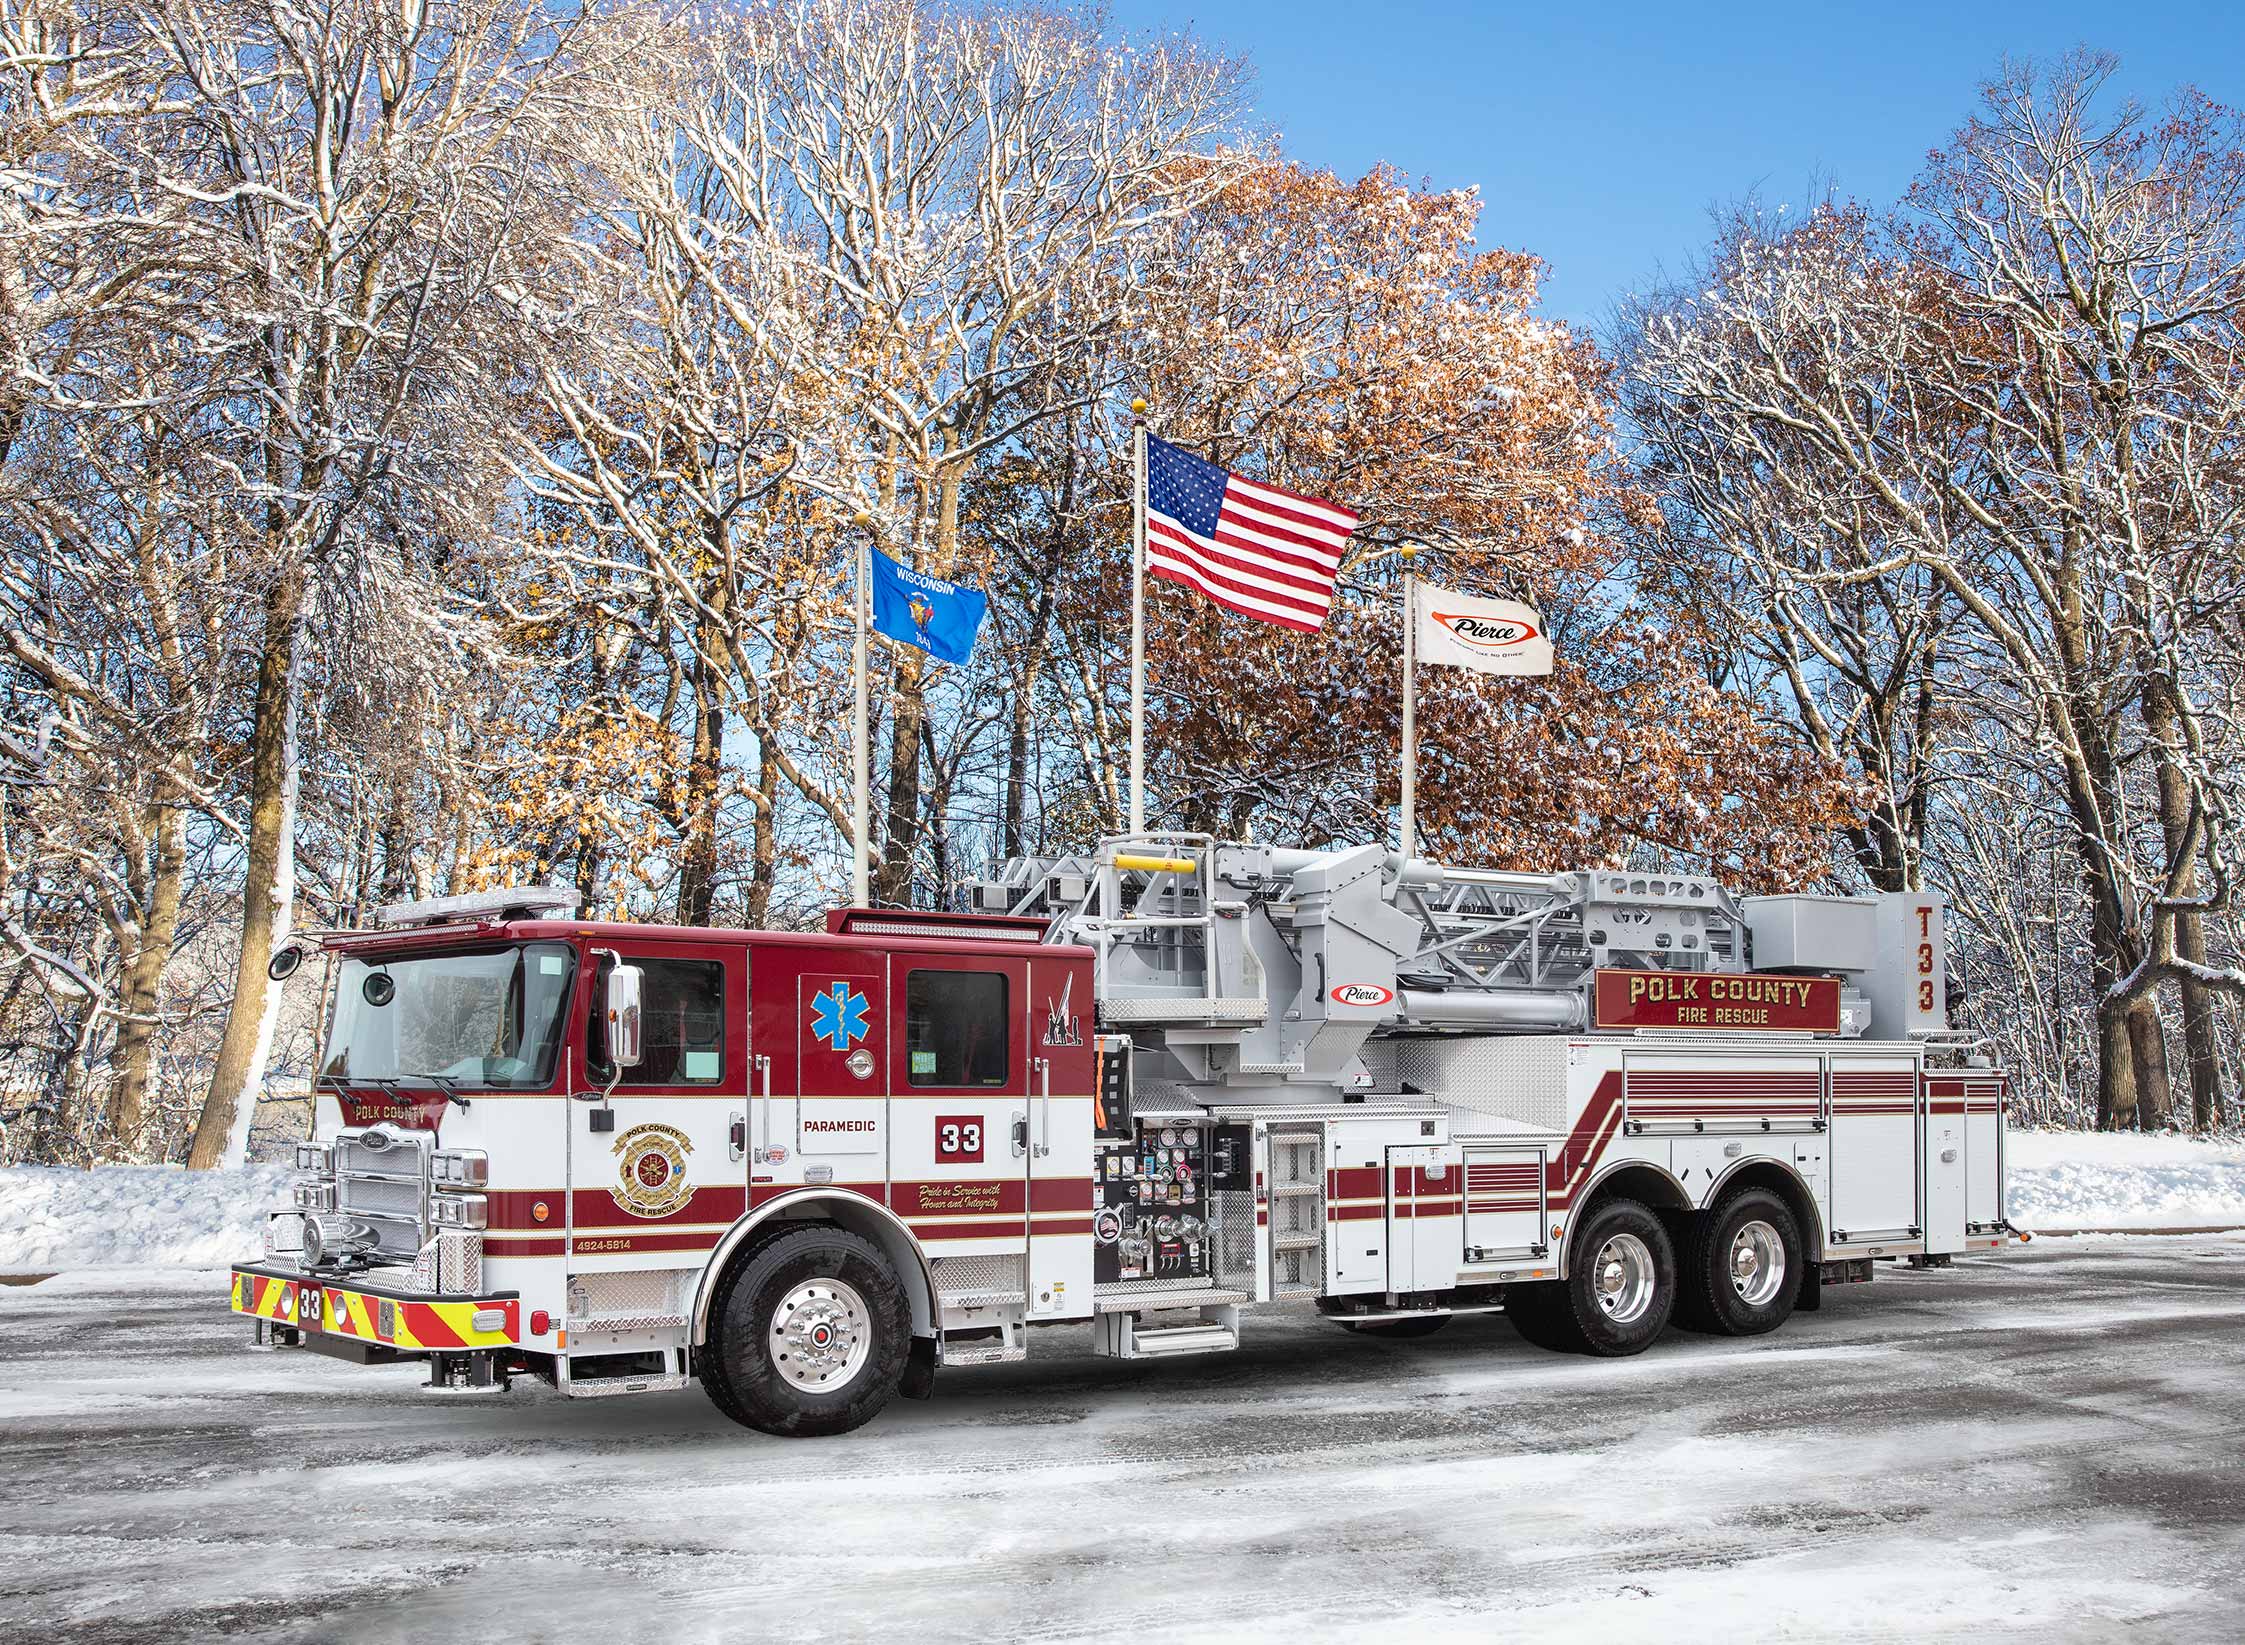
left=1526, top=1199, right=1678, bottom=1356
left=706, top=1226, right=909, bottom=1437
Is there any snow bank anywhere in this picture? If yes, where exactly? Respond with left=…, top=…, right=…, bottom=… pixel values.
left=2005, top=1130, right=2245, bottom=1230
left=0, top=1165, right=288, bottom=1271
left=3, top=1131, right=2241, bottom=1272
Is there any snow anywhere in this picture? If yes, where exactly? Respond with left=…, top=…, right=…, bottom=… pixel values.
left=2005, top=1130, right=2245, bottom=1230
left=0, top=1164, right=288, bottom=1271
left=4, top=1241, right=2244, bottom=1641
left=5, top=1131, right=2245, bottom=1276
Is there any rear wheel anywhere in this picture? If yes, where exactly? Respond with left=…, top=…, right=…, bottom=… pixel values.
left=1525, top=1198, right=1678, bottom=1356
left=706, top=1225, right=909, bottom=1437
left=1338, top=1314, right=1452, bottom=1339
left=1678, top=1189, right=1802, bottom=1337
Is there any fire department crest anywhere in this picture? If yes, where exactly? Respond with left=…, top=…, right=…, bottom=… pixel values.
left=611, top=1122, right=695, bottom=1219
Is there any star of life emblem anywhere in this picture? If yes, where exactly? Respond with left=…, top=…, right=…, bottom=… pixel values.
left=811, top=981, right=871, bottom=1051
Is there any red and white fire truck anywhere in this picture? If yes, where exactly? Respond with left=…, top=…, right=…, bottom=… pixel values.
left=230, top=835, right=2015, bottom=1436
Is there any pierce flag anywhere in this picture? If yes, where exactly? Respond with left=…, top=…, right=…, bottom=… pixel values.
left=867, top=547, right=987, bottom=666
left=1412, top=582, right=1553, bottom=676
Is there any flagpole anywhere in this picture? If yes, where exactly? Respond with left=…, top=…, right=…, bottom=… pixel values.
left=850, top=510, right=872, bottom=907
left=1128, top=398, right=1148, bottom=838
left=1400, top=542, right=1418, bottom=861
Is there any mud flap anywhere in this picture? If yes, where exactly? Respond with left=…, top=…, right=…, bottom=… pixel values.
left=1796, top=1263, right=1823, bottom=1313
left=900, top=1334, right=938, bottom=1400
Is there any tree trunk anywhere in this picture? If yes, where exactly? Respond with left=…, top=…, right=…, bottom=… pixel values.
left=187, top=569, right=306, bottom=1169
left=876, top=644, right=927, bottom=907
left=747, top=734, right=780, bottom=928
left=2094, top=990, right=2137, bottom=1131
left=674, top=646, right=725, bottom=925
left=2125, top=999, right=2174, bottom=1130
left=107, top=800, right=186, bottom=1153
left=2142, top=671, right=2227, bottom=1130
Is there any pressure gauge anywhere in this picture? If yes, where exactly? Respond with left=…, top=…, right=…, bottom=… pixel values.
left=1094, top=1207, right=1124, bottom=1245
left=1160, top=1128, right=1179, bottom=1147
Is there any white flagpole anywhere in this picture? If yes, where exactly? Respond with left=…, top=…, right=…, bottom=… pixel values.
left=1128, top=398, right=1148, bottom=838
left=1400, top=542, right=1418, bottom=860
left=850, top=510, right=872, bottom=906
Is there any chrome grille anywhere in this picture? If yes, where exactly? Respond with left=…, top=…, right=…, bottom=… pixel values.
left=331, top=1126, right=433, bottom=1261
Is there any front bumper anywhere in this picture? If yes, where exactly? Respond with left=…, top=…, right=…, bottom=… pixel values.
left=230, top=1262, right=520, bottom=1353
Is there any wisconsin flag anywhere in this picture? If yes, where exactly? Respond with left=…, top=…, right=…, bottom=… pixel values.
left=1413, top=582, right=1553, bottom=675
left=868, top=547, right=987, bottom=666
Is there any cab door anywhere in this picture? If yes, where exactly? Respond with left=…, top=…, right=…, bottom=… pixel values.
left=751, top=943, right=889, bottom=1202
left=888, top=955, right=1030, bottom=1284
left=564, top=940, right=746, bottom=1277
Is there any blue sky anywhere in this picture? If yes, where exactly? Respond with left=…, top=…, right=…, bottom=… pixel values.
left=1125, top=1, right=2245, bottom=331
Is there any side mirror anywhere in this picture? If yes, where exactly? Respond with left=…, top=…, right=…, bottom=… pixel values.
left=605, top=963, right=645, bottom=1069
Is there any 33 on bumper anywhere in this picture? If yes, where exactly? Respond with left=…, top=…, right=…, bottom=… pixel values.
left=230, top=1264, right=519, bottom=1351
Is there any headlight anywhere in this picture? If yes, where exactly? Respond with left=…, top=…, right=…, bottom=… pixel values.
left=430, top=1193, right=487, bottom=1230
left=292, top=1180, right=337, bottom=1212
left=295, top=1142, right=334, bottom=1174
left=431, top=1150, right=487, bottom=1187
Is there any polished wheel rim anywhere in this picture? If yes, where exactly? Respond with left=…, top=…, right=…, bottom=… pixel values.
left=771, top=1277, right=872, bottom=1392
left=1728, top=1219, right=1786, bottom=1307
left=1591, top=1232, right=1657, bottom=1324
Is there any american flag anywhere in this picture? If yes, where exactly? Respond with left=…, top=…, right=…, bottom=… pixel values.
left=1143, top=434, right=1358, bottom=633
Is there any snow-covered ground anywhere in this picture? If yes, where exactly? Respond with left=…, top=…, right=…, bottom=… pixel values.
left=1, top=1239, right=2241, bottom=1642
left=2005, top=1130, right=2245, bottom=1230
left=0, top=1163, right=289, bottom=1270
left=5, top=1132, right=2242, bottom=1275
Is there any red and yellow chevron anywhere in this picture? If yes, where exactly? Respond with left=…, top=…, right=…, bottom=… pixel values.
left=229, top=1267, right=518, bottom=1350
left=231, top=1270, right=299, bottom=1325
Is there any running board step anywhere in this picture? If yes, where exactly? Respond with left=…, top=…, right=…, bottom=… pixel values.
left=1091, top=1304, right=1241, bottom=1360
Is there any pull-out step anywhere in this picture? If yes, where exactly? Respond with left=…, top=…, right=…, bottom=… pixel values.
left=1091, top=1302, right=1241, bottom=1360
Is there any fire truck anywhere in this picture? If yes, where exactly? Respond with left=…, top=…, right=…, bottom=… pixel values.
left=230, top=836, right=2014, bottom=1436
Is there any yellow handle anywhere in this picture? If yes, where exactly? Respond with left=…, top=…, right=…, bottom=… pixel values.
left=1112, top=853, right=1198, bottom=875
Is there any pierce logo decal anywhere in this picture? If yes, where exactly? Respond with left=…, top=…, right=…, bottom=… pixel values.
left=1328, top=982, right=1395, bottom=1008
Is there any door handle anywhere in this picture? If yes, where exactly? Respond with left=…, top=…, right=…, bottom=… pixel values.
left=1011, top=1112, right=1028, bottom=1159
left=1033, top=1057, right=1051, bottom=1159
left=728, top=1111, right=746, bottom=1163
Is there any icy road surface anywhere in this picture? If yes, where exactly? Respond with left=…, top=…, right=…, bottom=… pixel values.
left=3, top=1241, right=2243, bottom=1644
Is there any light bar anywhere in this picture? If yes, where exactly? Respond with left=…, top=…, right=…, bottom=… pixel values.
left=846, top=918, right=1042, bottom=943
left=375, top=885, right=582, bottom=928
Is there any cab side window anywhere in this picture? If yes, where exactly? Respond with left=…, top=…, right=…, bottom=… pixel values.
left=588, top=957, right=725, bottom=1085
left=905, top=970, right=1009, bottom=1087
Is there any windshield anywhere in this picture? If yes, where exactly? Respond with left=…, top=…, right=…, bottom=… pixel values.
left=320, top=943, right=577, bottom=1091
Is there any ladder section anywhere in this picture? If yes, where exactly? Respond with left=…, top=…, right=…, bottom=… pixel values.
left=1268, top=1126, right=1326, bottom=1295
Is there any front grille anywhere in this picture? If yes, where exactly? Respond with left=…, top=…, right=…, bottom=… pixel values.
left=329, top=1127, right=434, bottom=1261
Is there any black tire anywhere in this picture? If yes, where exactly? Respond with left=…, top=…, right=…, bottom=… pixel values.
left=1678, top=1188, right=1803, bottom=1338
left=1502, top=1282, right=1580, bottom=1351
left=1338, top=1314, right=1452, bottom=1339
left=706, top=1225, right=909, bottom=1437
left=1539, top=1198, right=1678, bottom=1357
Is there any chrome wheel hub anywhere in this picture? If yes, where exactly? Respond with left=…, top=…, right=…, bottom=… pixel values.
left=1591, top=1232, right=1656, bottom=1325
left=770, top=1277, right=872, bottom=1393
left=1728, top=1219, right=1786, bottom=1307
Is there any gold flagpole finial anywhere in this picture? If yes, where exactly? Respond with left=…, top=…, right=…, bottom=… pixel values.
left=1130, top=398, right=1148, bottom=417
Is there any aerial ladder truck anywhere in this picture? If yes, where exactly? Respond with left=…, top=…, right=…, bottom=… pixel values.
left=230, top=835, right=2010, bottom=1435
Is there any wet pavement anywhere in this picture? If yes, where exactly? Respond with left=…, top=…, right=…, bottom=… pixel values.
left=2, top=1237, right=2241, bottom=1642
